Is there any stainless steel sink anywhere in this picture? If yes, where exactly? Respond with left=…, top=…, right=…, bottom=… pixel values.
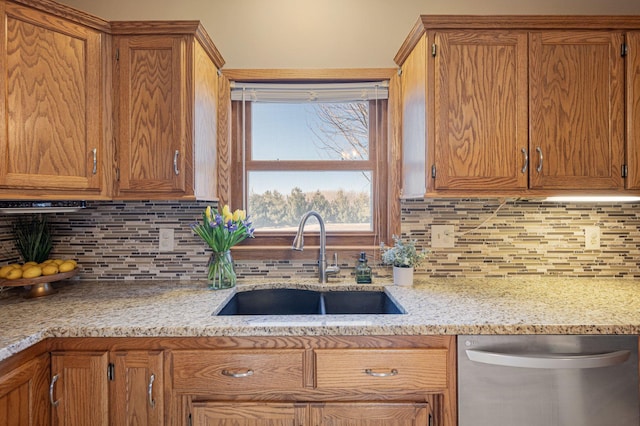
left=216, top=288, right=404, bottom=316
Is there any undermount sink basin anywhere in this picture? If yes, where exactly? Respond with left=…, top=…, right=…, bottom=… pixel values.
left=216, top=288, right=404, bottom=316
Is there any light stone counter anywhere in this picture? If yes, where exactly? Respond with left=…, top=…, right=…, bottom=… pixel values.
left=0, top=277, right=639, bottom=362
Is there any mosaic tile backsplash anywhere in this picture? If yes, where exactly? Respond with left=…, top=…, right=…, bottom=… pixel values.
left=0, top=199, right=639, bottom=281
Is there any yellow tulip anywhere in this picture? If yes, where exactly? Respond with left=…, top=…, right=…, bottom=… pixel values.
left=205, top=206, right=212, bottom=221
left=233, top=209, right=246, bottom=221
left=222, top=205, right=233, bottom=222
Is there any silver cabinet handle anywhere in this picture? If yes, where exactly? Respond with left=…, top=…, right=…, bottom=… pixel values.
left=221, top=369, right=254, bottom=378
left=49, top=374, right=60, bottom=407
left=536, top=146, right=543, bottom=173
left=173, top=150, right=180, bottom=175
left=92, top=148, right=97, bottom=175
left=466, top=349, right=630, bottom=369
left=364, top=368, right=398, bottom=377
left=521, top=148, right=528, bottom=173
left=147, top=373, right=156, bottom=408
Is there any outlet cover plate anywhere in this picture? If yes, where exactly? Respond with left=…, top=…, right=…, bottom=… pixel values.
left=584, top=226, right=600, bottom=250
left=159, top=228, right=174, bottom=252
left=432, top=225, right=455, bottom=248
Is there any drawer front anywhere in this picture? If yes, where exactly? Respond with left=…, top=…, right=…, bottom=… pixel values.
left=171, top=349, right=305, bottom=393
left=314, top=349, right=448, bottom=391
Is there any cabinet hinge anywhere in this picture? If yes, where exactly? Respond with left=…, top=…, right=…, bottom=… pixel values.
left=188, top=413, right=192, bottom=426
left=115, top=48, right=120, bottom=61
left=621, top=43, right=628, bottom=57
left=432, top=43, right=437, bottom=57
left=107, top=363, right=115, bottom=381
left=397, top=67, right=402, bottom=76
left=622, top=164, right=628, bottom=178
left=431, top=164, right=436, bottom=179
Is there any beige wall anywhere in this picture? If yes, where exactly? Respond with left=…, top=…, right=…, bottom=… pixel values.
left=58, top=0, right=640, bottom=69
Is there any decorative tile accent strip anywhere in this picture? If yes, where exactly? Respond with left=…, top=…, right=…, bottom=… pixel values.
left=0, top=198, right=639, bottom=280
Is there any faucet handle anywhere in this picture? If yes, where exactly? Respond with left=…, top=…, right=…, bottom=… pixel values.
left=326, top=252, right=340, bottom=275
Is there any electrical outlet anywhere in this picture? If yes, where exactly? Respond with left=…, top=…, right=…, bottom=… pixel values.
left=432, top=225, right=455, bottom=248
left=159, top=228, right=174, bottom=252
left=584, top=226, right=600, bottom=250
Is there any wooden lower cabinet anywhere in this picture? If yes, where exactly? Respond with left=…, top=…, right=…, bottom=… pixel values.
left=190, top=402, right=430, bottom=426
left=309, top=403, right=430, bottom=426
left=0, top=352, right=50, bottom=426
left=191, top=402, right=306, bottom=426
left=50, top=349, right=163, bottom=426
left=111, top=350, right=164, bottom=426
left=171, top=336, right=455, bottom=426
left=50, top=351, right=109, bottom=426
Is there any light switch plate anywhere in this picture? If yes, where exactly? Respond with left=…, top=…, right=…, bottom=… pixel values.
left=432, top=225, right=455, bottom=248
left=159, top=228, right=174, bottom=252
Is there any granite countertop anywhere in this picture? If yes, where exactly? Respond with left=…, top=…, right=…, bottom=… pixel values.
left=0, top=277, right=639, bottom=362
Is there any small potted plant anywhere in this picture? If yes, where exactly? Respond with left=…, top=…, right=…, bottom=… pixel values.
left=381, top=235, right=426, bottom=286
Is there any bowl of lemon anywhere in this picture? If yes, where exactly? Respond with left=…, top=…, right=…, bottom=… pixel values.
left=0, top=259, right=79, bottom=298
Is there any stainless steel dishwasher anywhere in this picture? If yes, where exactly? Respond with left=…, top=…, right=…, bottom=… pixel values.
left=458, top=335, right=639, bottom=426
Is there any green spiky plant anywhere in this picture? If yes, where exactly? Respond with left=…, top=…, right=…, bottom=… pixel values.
left=13, top=215, right=53, bottom=263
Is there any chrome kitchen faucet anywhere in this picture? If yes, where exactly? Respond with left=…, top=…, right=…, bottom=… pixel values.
left=292, top=211, right=340, bottom=283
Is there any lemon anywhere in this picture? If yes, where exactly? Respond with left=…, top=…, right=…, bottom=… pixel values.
left=5, top=269, right=23, bottom=280
left=58, top=261, right=75, bottom=273
left=22, top=266, right=42, bottom=279
left=42, top=265, right=59, bottom=276
left=64, top=259, right=78, bottom=268
left=52, top=259, right=64, bottom=266
left=21, top=261, right=38, bottom=270
left=0, top=265, right=15, bottom=278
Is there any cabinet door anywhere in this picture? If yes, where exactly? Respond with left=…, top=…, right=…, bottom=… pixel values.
left=116, top=35, right=187, bottom=196
left=529, top=31, right=624, bottom=189
left=0, top=3, right=102, bottom=192
left=191, top=402, right=306, bottom=426
left=0, top=353, right=49, bottom=426
left=51, top=351, right=108, bottom=426
left=434, top=31, right=528, bottom=191
left=112, top=350, right=164, bottom=426
left=309, top=403, right=429, bottom=426
left=626, top=31, right=640, bottom=189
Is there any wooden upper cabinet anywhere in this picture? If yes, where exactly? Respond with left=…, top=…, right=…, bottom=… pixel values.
left=626, top=32, right=640, bottom=190
left=113, top=23, right=224, bottom=200
left=0, top=2, right=107, bottom=198
left=529, top=31, right=625, bottom=190
left=395, top=17, right=637, bottom=197
left=433, top=31, right=528, bottom=191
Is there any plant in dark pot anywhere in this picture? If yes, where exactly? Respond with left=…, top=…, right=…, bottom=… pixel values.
left=13, top=214, right=53, bottom=263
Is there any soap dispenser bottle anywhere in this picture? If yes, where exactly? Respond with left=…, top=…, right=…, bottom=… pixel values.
left=355, top=251, right=372, bottom=284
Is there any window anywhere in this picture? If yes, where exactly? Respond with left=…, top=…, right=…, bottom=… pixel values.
left=228, top=77, right=394, bottom=259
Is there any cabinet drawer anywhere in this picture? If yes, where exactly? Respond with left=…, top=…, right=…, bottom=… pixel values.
left=314, top=349, right=448, bottom=391
left=171, top=350, right=305, bottom=393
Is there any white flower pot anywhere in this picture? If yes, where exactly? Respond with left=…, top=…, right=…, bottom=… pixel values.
left=393, top=266, right=414, bottom=286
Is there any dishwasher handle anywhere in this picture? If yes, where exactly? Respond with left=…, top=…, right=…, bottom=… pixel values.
left=466, top=349, right=630, bottom=369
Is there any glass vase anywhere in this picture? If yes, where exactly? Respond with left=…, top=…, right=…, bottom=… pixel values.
left=207, top=250, right=236, bottom=290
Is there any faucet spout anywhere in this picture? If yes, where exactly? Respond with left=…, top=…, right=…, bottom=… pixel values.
left=291, top=211, right=339, bottom=283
